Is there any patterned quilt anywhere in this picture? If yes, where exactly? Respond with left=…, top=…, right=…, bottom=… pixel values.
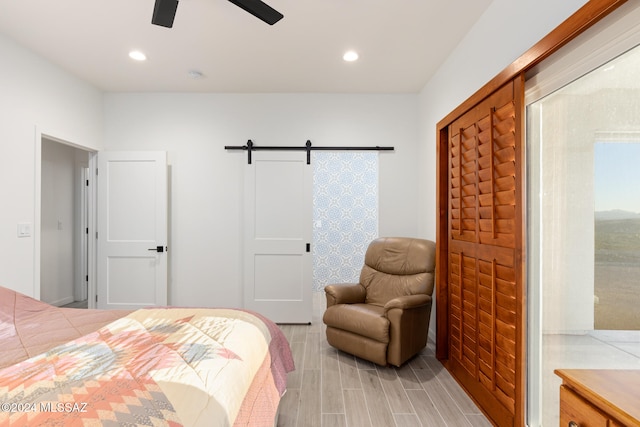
left=0, top=307, right=294, bottom=426
left=0, top=286, right=131, bottom=369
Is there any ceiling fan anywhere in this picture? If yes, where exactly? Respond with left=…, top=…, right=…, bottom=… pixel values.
left=152, top=0, right=283, bottom=28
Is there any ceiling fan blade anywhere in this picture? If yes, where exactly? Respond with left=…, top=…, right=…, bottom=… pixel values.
left=152, top=0, right=179, bottom=28
left=227, top=0, right=283, bottom=25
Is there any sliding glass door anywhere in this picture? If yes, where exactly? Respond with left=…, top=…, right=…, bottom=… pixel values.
left=527, top=41, right=640, bottom=426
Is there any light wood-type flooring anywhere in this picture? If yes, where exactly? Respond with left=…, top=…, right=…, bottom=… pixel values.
left=276, top=293, right=491, bottom=427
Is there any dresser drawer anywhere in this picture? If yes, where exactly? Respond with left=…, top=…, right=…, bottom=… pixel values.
left=560, top=385, right=609, bottom=427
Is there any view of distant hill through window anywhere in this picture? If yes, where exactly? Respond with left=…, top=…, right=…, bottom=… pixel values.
left=594, top=142, right=640, bottom=330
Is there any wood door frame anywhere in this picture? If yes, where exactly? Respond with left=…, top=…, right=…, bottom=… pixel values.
left=435, top=1, right=629, bottom=426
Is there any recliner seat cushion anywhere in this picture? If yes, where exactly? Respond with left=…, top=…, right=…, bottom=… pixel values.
left=322, top=303, right=389, bottom=343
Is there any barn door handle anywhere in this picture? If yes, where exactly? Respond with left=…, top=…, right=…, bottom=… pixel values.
left=306, top=243, right=310, bottom=252
left=148, top=246, right=164, bottom=253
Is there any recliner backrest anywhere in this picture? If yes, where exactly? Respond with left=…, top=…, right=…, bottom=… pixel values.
left=360, top=237, right=436, bottom=306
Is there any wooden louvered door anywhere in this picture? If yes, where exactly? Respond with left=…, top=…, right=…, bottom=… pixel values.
left=437, top=79, right=524, bottom=427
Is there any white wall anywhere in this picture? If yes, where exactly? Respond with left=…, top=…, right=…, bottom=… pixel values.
left=0, top=33, right=103, bottom=297
left=417, top=0, right=590, bottom=240
left=104, top=93, right=420, bottom=307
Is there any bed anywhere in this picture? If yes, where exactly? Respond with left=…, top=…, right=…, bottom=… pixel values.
left=0, top=286, right=294, bottom=426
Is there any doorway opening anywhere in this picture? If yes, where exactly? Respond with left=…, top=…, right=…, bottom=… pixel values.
left=312, top=151, right=379, bottom=292
left=39, top=137, right=92, bottom=309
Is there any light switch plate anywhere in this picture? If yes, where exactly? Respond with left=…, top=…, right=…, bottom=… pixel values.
left=17, top=222, right=31, bottom=237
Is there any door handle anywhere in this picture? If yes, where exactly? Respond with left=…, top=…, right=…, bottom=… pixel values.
left=148, top=246, right=164, bottom=253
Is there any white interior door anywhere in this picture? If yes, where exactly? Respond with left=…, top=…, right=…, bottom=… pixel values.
left=244, top=151, right=312, bottom=323
left=97, top=151, right=167, bottom=309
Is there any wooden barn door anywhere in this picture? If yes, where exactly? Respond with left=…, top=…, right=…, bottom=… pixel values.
left=436, top=78, right=524, bottom=427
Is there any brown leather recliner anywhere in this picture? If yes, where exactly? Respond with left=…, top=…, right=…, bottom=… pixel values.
left=322, top=237, right=436, bottom=367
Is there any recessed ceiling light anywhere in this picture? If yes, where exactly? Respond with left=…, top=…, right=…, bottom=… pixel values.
left=129, top=50, right=147, bottom=61
left=343, top=50, right=359, bottom=62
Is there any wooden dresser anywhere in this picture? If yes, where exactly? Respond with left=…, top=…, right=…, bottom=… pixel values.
left=555, top=369, right=640, bottom=427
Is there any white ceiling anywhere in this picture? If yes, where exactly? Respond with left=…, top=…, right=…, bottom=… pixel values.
left=0, top=0, right=493, bottom=93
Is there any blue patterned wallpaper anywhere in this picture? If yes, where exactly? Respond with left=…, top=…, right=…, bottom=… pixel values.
left=312, top=152, right=378, bottom=292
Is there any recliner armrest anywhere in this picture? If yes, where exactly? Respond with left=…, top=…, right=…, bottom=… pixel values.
left=324, top=283, right=366, bottom=307
left=383, top=294, right=432, bottom=314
